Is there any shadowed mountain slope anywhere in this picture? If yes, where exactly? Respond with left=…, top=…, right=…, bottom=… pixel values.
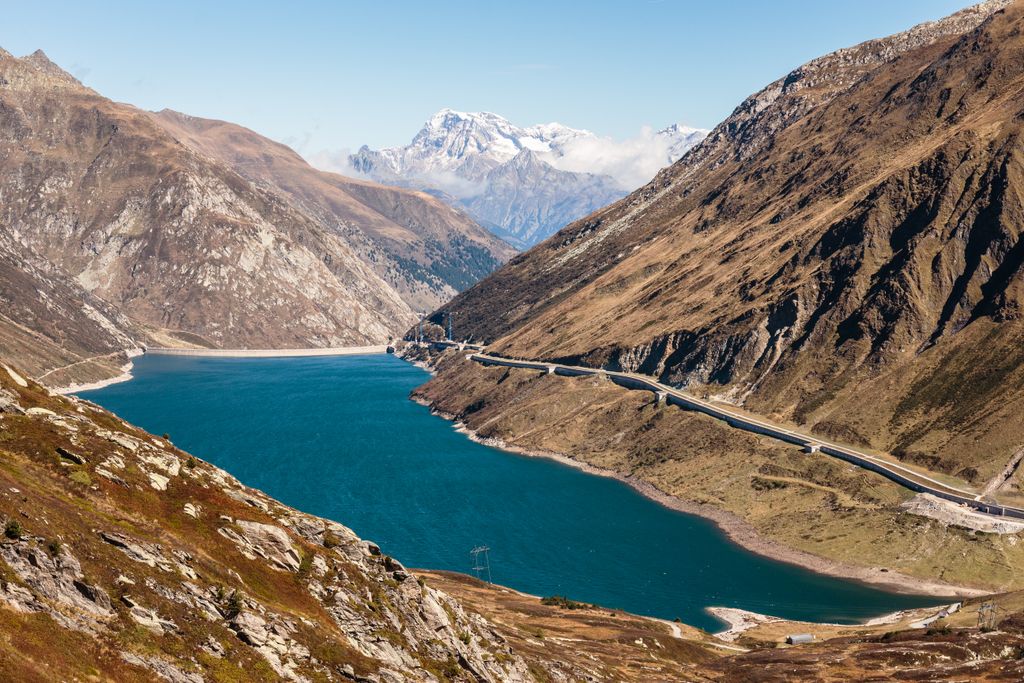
left=430, top=0, right=1024, bottom=485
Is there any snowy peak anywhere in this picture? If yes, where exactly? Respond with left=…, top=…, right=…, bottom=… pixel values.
left=506, top=147, right=541, bottom=171
left=406, top=108, right=592, bottom=174
left=353, top=107, right=707, bottom=188
left=657, top=122, right=710, bottom=162
left=657, top=122, right=704, bottom=137
left=347, top=108, right=709, bottom=246
left=411, top=109, right=523, bottom=167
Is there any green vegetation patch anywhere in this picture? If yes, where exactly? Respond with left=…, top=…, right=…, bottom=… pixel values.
left=540, top=595, right=598, bottom=610
left=68, top=469, right=93, bottom=487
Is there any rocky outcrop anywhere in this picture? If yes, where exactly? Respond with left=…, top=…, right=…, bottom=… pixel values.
left=120, top=652, right=204, bottom=683
left=0, top=538, right=113, bottom=630
left=0, top=362, right=536, bottom=681
left=219, top=520, right=302, bottom=572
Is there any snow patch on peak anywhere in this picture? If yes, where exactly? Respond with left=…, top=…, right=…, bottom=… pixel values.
left=658, top=122, right=704, bottom=137
left=358, top=108, right=706, bottom=190
left=344, top=108, right=709, bottom=246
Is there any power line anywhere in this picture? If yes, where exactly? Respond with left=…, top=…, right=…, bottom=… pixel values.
left=470, top=545, right=491, bottom=584
left=978, top=601, right=1000, bottom=630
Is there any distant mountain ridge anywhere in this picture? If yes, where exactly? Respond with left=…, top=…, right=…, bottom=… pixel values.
left=350, top=109, right=707, bottom=247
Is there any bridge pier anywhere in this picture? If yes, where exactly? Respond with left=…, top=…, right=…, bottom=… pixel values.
left=804, top=443, right=821, bottom=454
left=545, top=365, right=556, bottom=375
left=655, top=390, right=668, bottom=405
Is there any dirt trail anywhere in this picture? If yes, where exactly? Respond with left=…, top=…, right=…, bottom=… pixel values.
left=35, top=351, right=126, bottom=380
left=981, top=446, right=1024, bottom=498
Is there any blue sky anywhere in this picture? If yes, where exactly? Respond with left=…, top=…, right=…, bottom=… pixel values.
left=3, top=0, right=973, bottom=158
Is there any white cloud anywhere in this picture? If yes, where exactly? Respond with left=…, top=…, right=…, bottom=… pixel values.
left=539, top=125, right=706, bottom=190
left=408, top=170, right=487, bottom=199
left=305, top=148, right=486, bottom=198
left=306, top=148, right=367, bottom=179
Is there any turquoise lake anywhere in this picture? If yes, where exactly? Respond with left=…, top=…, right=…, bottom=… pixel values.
left=79, top=353, right=941, bottom=631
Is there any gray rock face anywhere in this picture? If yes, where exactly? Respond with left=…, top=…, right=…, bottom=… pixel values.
left=122, top=595, right=179, bottom=634
left=0, top=387, right=23, bottom=414
left=230, top=610, right=269, bottom=646
left=0, top=539, right=113, bottom=631
left=99, top=531, right=176, bottom=572
left=218, top=520, right=302, bottom=572
left=120, top=652, right=204, bottom=683
left=462, top=150, right=625, bottom=248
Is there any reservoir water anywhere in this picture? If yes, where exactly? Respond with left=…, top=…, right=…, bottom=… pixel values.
left=80, top=353, right=940, bottom=631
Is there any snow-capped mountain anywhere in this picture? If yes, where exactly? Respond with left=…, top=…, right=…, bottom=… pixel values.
left=349, top=109, right=708, bottom=247
left=658, top=123, right=708, bottom=163
left=462, top=148, right=625, bottom=247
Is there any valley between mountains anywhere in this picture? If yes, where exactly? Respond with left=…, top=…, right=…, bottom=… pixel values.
left=5, top=0, right=1024, bottom=680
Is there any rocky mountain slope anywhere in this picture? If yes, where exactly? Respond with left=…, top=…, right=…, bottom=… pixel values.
left=350, top=109, right=705, bottom=247
left=0, top=49, right=512, bottom=385
left=0, top=230, right=140, bottom=387
left=0, top=360, right=542, bottom=681
left=429, top=0, right=1021, bottom=486
left=412, top=0, right=1024, bottom=596
left=150, top=110, right=514, bottom=311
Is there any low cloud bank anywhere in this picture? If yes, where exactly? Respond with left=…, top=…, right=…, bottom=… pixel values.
left=307, top=148, right=365, bottom=178
left=541, top=126, right=706, bottom=190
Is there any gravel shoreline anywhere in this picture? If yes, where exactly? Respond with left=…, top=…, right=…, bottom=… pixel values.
left=51, top=349, right=143, bottom=395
